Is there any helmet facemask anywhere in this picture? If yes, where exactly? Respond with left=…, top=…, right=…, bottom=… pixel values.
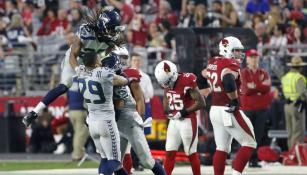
left=232, top=48, right=245, bottom=63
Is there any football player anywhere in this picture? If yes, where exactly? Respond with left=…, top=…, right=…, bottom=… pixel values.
left=77, top=52, right=130, bottom=175
left=112, top=47, right=166, bottom=175
left=22, top=9, right=125, bottom=127
left=154, top=60, right=205, bottom=175
left=205, top=36, right=256, bottom=175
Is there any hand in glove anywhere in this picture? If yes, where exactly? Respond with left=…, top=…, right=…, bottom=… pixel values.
left=75, top=65, right=85, bottom=76
left=225, top=99, right=239, bottom=113
left=168, top=109, right=189, bottom=120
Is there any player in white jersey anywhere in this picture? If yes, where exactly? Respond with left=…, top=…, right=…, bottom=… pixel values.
left=111, top=47, right=166, bottom=175
left=79, top=52, right=130, bottom=175
left=23, top=9, right=125, bottom=127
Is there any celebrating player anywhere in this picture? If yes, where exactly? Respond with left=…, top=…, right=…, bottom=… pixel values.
left=154, top=60, right=205, bottom=175
left=205, top=36, right=256, bottom=175
left=23, top=8, right=125, bottom=127
left=77, top=52, right=130, bottom=175
left=112, top=47, right=166, bottom=175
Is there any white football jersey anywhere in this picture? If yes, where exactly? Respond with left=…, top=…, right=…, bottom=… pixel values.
left=78, top=67, right=115, bottom=120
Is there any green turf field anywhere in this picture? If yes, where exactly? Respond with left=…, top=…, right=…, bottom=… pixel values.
left=0, top=161, right=98, bottom=171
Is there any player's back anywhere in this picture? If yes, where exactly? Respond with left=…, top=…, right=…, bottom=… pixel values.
left=78, top=67, right=115, bottom=120
left=206, top=57, right=240, bottom=106
left=166, top=73, right=197, bottom=118
left=77, top=24, right=110, bottom=56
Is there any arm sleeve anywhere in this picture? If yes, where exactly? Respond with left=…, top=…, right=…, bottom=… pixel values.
left=222, top=73, right=237, bottom=93
left=197, top=73, right=210, bottom=89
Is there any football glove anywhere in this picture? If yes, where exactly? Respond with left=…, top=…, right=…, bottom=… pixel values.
left=169, top=108, right=189, bottom=120
left=225, top=99, right=239, bottom=113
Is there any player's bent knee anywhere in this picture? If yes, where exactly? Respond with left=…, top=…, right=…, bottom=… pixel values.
left=139, top=156, right=155, bottom=169
left=241, top=140, right=257, bottom=149
left=216, top=146, right=231, bottom=153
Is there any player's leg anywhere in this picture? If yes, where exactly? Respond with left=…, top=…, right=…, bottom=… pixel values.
left=99, top=120, right=122, bottom=175
left=165, top=120, right=181, bottom=175
left=180, top=117, right=200, bottom=175
left=225, top=110, right=257, bottom=175
left=23, top=49, right=74, bottom=127
left=121, top=138, right=132, bottom=174
left=87, top=119, right=107, bottom=174
left=210, top=106, right=233, bottom=175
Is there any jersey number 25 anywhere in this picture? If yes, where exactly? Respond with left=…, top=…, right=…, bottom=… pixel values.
left=166, top=93, right=183, bottom=110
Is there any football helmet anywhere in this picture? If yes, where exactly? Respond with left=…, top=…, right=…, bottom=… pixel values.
left=154, top=60, right=178, bottom=89
left=100, top=52, right=122, bottom=73
left=96, top=9, right=125, bottom=42
left=219, top=36, right=245, bottom=62
left=112, top=46, right=129, bottom=67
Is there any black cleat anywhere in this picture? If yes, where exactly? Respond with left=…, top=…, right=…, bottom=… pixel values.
left=22, top=111, right=38, bottom=127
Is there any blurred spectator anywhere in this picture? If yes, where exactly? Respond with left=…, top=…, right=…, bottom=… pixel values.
left=67, top=76, right=89, bottom=161
left=178, top=0, right=196, bottom=28
left=5, top=0, right=18, bottom=20
left=147, top=22, right=164, bottom=48
left=281, top=56, right=307, bottom=149
left=266, top=2, right=282, bottom=34
left=245, top=0, right=270, bottom=15
left=206, top=0, right=223, bottom=27
left=219, top=1, right=239, bottom=27
left=240, top=49, right=273, bottom=167
left=284, top=0, right=305, bottom=24
left=269, top=24, right=288, bottom=56
left=51, top=116, right=72, bottom=154
left=55, top=9, right=70, bottom=35
left=6, top=14, right=31, bottom=47
left=37, top=8, right=59, bottom=36
left=70, top=9, right=83, bottom=33
left=287, top=26, right=305, bottom=53
left=30, top=108, right=56, bottom=153
left=159, top=19, right=175, bottom=50
left=128, top=14, right=148, bottom=47
left=194, top=3, right=211, bottom=27
left=155, top=0, right=177, bottom=27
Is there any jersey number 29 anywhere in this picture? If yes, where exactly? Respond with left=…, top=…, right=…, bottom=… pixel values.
left=78, top=79, right=106, bottom=104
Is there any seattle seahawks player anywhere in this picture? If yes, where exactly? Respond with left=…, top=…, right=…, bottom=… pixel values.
left=79, top=52, right=130, bottom=175
left=111, top=47, right=166, bottom=175
left=23, top=8, right=125, bottom=127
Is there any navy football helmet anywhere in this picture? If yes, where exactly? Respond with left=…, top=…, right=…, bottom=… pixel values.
left=101, top=52, right=122, bottom=73
left=96, top=9, right=125, bottom=42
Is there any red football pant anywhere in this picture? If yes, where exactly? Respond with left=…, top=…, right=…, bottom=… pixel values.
left=123, top=153, right=132, bottom=175
left=232, top=146, right=254, bottom=173
left=164, top=151, right=176, bottom=175
left=188, top=153, right=201, bottom=175
left=213, top=150, right=227, bottom=175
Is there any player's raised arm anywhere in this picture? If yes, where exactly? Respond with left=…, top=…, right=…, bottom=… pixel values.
left=113, top=74, right=129, bottom=86
left=69, top=35, right=82, bottom=70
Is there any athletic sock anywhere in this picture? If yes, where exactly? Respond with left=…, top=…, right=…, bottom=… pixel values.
left=41, top=84, right=68, bottom=107
left=164, top=151, right=176, bottom=175
left=188, top=153, right=201, bottom=175
left=123, top=154, right=132, bottom=175
left=232, top=146, right=254, bottom=173
left=151, top=161, right=166, bottom=175
left=213, top=150, right=227, bottom=175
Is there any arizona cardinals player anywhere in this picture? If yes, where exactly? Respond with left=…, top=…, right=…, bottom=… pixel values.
left=154, top=60, right=205, bottom=175
left=205, top=36, right=256, bottom=175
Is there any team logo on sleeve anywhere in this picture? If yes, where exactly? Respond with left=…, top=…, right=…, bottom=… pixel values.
left=164, top=62, right=171, bottom=73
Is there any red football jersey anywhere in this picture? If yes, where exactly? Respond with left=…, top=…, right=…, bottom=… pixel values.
left=165, top=73, right=197, bottom=118
left=206, top=57, right=241, bottom=106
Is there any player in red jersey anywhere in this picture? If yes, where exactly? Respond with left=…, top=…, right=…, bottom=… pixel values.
left=205, top=36, right=256, bottom=175
left=154, top=60, right=205, bottom=175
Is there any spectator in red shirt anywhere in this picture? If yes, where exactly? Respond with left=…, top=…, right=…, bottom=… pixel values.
left=155, top=0, right=177, bottom=27
left=37, top=9, right=60, bottom=36
left=240, top=49, right=273, bottom=167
